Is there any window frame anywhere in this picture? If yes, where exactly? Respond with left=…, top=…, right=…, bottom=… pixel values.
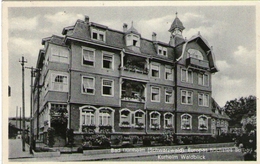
left=198, top=93, right=209, bottom=107
left=81, top=76, right=95, bottom=95
left=82, top=47, right=95, bottom=67
left=134, top=109, right=145, bottom=128
left=119, top=108, right=132, bottom=127
left=165, top=67, right=173, bottom=81
left=102, top=51, right=114, bottom=70
left=51, top=73, right=68, bottom=92
left=198, top=73, right=209, bottom=86
left=101, top=78, right=114, bottom=97
left=164, top=112, right=174, bottom=129
left=151, top=86, right=160, bottom=102
left=181, top=90, right=193, bottom=105
left=181, top=113, right=192, bottom=130
left=198, top=115, right=208, bottom=130
left=91, top=28, right=106, bottom=42
left=149, top=111, right=161, bottom=129
left=181, top=68, right=193, bottom=83
left=165, top=88, right=174, bottom=104
left=151, top=63, right=160, bottom=78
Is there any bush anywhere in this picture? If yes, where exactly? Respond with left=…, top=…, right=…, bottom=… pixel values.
left=47, top=127, right=55, bottom=147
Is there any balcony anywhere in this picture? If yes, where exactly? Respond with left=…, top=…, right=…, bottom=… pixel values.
left=119, top=54, right=149, bottom=81
left=121, top=80, right=145, bottom=103
left=186, top=57, right=209, bottom=70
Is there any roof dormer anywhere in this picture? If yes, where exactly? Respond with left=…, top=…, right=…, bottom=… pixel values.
left=124, top=21, right=141, bottom=53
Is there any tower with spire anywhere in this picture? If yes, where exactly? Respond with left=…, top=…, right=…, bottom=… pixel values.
left=169, top=12, right=185, bottom=47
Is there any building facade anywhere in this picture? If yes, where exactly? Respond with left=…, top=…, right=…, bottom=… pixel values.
left=33, top=14, right=227, bottom=145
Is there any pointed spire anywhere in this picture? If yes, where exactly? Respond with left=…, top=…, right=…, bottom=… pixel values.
left=168, top=12, right=185, bottom=33
left=126, top=20, right=140, bottom=36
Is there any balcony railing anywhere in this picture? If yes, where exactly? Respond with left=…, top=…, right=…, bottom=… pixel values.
left=186, top=57, right=209, bottom=70
left=120, top=65, right=148, bottom=75
left=121, top=94, right=145, bottom=103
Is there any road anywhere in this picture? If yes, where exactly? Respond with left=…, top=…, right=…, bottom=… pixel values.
left=108, top=151, right=244, bottom=161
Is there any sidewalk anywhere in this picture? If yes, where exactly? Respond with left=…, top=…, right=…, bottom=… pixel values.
left=9, top=139, right=33, bottom=159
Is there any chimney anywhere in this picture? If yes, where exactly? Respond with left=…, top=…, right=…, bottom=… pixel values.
left=152, top=32, right=157, bottom=41
left=123, top=23, right=128, bottom=32
left=85, top=15, right=89, bottom=23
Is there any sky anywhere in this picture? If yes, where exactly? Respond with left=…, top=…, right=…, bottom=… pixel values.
left=7, top=3, right=256, bottom=117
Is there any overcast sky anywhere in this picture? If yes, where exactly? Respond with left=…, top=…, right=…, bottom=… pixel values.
left=7, top=4, right=256, bottom=117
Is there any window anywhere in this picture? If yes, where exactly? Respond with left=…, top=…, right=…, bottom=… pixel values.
left=187, top=49, right=203, bottom=60
left=181, top=69, right=193, bottom=83
left=165, top=67, right=173, bottom=80
left=126, top=34, right=140, bottom=47
left=198, top=93, right=209, bottom=107
left=165, top=88, right=174, bottom=104
left=151, top=87, right=160, bottom=102
left=82, top=109, right=95, bottom=125
left=158, top=46, right=167, bottom=57
left=82, top=76, right=95, bottom=95
left=198, top=73, right=209, bottom=86
left=91, top=28, right=105, bottom=42
left=181, top=114, right=192, bottom=130
left=102, top=53, right=113, bottom=69
left=150, top=111, right=161, bottom=129
left=99, top=112, right=111, bottom=126
left=51, top=47, right=69, bottom=63
left=181, top=90, right=193, bottom=105
left=82, top=48, right=95, bottom=66
left=151, top=64, right=160, bottom=78
left=52, top=74, right=68, bottom=92
left=119, top=109, right=132, bottom=127
left=102, top=79, right=114, bottom=96
left=198, top=115, right=208, bottom=130
left=164, top=113, right=174, bottom=129
left=134, top=110, right=145, bottom=128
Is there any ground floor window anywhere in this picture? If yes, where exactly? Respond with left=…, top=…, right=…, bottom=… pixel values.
left=198, top=115, right=208, bottom=130
left=119, top=108, right=132, bottom=127
left=134, top=110, right=145, bottom=128
left=181, top=114, right=192, bottom=130
left=164, top=113, right=174, bottom=129
left=149, top=111, right=161, bottom=129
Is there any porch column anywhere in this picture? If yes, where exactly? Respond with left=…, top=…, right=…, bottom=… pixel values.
left=47, top=102, right=51, bottom=128
left=120, top=50, right=125, bottom=68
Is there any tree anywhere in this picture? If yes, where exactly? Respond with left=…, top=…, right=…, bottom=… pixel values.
left=224, top=95, right=256, bottom=127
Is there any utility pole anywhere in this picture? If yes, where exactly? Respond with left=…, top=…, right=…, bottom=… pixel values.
left=19, top=56, right=27, bottom=152
left=16, top=106, right=18, bottom=127
left=20, top=107, right=21, bottom=134
left=25, top=66, right=39, bottom=154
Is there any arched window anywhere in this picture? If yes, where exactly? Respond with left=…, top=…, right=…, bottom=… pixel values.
left=164, top=112, right=174, bottom=129
left=181, top=114, right=192, bottom=130
left=149, top=111, right=161, bottom=129
left=119, top=108, right=132, bottom=127
left=187, top=49, right=203, bottom=60
left=134, top=110, right=145, bottom=128
left=79, top=106, right=97, bottom=132
left=198, top=115, right=208, bottom=130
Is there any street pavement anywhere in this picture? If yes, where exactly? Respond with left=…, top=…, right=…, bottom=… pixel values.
left=9, top=139, right=33, bottom=159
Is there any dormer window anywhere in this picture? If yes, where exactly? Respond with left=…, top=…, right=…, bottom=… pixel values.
left=158, top=46, right=167, bottom=57
left=126, top=34, right=140, bottom=47
left=91, top=28, right=106, bottom=42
